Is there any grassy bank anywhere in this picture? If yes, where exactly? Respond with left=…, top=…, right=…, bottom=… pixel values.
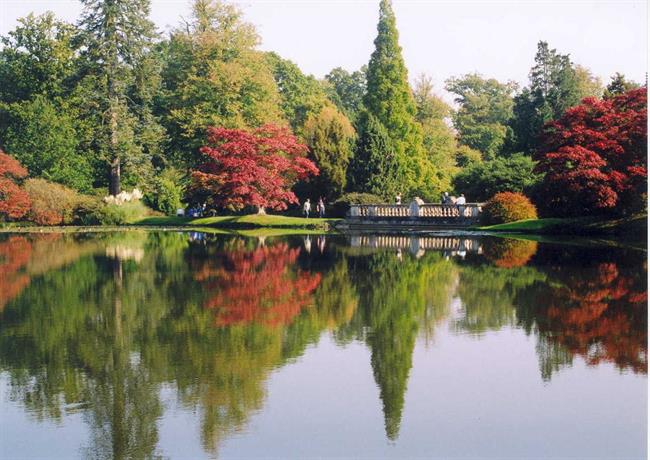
left=479, top=214, right=647, bottom=239
left=134, top=214, right=340, bottom=230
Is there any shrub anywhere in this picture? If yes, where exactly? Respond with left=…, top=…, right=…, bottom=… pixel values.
left=144, top=169, right=185, bottom=216
left=23, top=178, right=80, bottom=225
left=0, top=150, right=31, bottom=221
left=481, top=192, right=538, bottom=225
left=331, top=192, right=384, bottom=217
left=73, top=196, right=104, bottom=225
left=91, top=201, right=154, bottom=226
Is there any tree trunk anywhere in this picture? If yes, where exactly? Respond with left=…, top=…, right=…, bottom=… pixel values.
left=109, top=157, right=121, bottom=197
left=256, top=206, right=266, bottom=215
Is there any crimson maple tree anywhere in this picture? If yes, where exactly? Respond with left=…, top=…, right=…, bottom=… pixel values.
left=535, top=88, right=647, bottom=216
left=0, top=150, right=31, bottom=220
left=190, top=124, right=318, bottom=212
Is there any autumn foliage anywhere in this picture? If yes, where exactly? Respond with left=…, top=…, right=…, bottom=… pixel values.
left=481, top=191, right=538, bottom=225
left=0, top=150, right=31, bottom=220
left=483, top=238, right=538, bottom=268
left=23, top=178, right=80, bottom=225
left=0, top=236, right=32, bottom=310
left=190, top=125, right=318, bottom=211
left=194, top=241, right=322, bottom=327
left=536, top=261, right=647, bottom=374
left=535, top=88, right=647, bottom=217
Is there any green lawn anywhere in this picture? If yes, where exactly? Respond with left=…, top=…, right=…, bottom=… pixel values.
left=478, top=214, right=647, bottom=238
left=134, top=214, right=340, bottom=230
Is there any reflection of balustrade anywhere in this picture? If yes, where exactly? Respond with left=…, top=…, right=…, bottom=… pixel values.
left=350, top=235, right=482, bottom=254
left=348, top=203, right=483, bottom=220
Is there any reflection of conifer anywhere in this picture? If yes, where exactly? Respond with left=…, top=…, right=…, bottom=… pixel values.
left=351, top=251, right=455, bottom=440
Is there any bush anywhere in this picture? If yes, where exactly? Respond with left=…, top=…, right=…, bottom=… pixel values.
left=144, top=169, right=185, bottom=216
left=73, top=196, right=104, bottom=225
left=331, top=192, right=384, bottom=217
left=481, top=192, right=538, bottom=225
left=23, top=178, right=80, bottom=225
left=95, top=201, right=154, bottom=225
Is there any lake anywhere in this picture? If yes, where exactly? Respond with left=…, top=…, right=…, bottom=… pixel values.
left=0, top=231, right=646, bottom=459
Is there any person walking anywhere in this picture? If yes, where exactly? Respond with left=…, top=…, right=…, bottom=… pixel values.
left=318, top=198, right=325, bottom=218
left=303, top=199, right=311, bottom=218
left=396, top=193, right=402, bottom=205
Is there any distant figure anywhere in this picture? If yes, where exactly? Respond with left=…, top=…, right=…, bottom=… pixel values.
left=409, top=197, right=424, bottom=217
left=396, top=193, right=402, bottom=205
left=441, top=191, right=450, bottom=204
left=303, top=199, right=311, bottom=218
left=318, top=198, right=325, bottom=218
left=456, top=193, right=466, bottom=217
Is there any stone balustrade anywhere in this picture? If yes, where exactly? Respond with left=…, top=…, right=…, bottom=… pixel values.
left=348, top=202, right=483, bottom=223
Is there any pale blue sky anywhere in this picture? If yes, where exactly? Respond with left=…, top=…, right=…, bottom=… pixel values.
left=1, top=0, right=647, bottom=98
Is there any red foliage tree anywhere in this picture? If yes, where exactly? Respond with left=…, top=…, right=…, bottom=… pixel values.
left=535, top=88, right=647, bottom=216
left=0, top=236, right=32, bottom=311
left=535, top=261, right=647, bottom=375
left=190, top=124, right=318, bottom=212
left=194, top=241, right=322, bottom=327
left=0, top=150, right=31, bottom=220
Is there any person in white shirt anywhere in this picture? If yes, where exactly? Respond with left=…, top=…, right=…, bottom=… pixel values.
left=456, top=193, right=466, bottom=217
left=303, top=199, right=311, bottom=218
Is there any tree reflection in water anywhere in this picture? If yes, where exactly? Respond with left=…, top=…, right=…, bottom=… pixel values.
left=0, top=232, right=646, bottom=456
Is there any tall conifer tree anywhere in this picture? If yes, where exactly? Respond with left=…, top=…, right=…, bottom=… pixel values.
left=354, top=0, right=426, bottom=198
left=78, top=0, right=161, bottom=195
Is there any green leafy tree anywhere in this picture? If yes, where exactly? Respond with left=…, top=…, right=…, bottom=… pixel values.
left=78, top=0, right=166, bottom=195
left=452, top=153, right=542, bottom=201
left=160, top=0, right=285, bottom=167
left=508, top=41, right=581, bottom=154
left=2, top=96, right=93, bottom=191
left=574, top=65, right=604, bottom=99
left=0, top=12, right=77, bottom=104
left=324, top=66, right=367, bottom=123
left=265, top=52, right=332, bottom=134
left=361, top=0, right=425, bottom=197
left=445, top=73, right=517, bottom=159
left=301, top=105, right=355, bottom=200
left=413, top=74, right=460, bottom=197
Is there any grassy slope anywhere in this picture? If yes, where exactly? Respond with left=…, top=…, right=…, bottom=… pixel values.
left=478, top=214, right=647, bottom=238
left=134, top=214, right=340, bottom=230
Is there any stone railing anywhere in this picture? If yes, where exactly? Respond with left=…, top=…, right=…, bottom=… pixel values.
left=348, top=203, right=483, bottom=219
left=350, top=235, right=482, bottom=255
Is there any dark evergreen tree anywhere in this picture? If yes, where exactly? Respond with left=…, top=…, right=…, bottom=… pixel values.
left=508, top=41, right=581, bottom=155
left=349, top=112, right=400, bottom=198
left=603, top=72, right=641, bottom=98
left=78, top=0, right=164, bottom=195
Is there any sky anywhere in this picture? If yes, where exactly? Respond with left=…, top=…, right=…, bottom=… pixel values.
left=1, top=0, right=647, bottom=98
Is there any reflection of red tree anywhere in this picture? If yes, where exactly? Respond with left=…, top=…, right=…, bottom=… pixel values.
left=195, top=243, right=322, bottom=327
left=541, top=262, right=647, bottom=374
left=0, top=236, right=32, bottom=310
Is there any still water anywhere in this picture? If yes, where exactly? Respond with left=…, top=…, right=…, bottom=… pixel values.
left=0, top=231, right=646, bottom=459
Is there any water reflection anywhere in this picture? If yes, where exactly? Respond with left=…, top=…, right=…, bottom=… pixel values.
left=0, top=231, right=646, bottom=457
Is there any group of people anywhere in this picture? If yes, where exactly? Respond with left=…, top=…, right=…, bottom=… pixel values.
left=303, top=197, right=326, bottom=218
left=440, top=192, right=465, bottom=205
